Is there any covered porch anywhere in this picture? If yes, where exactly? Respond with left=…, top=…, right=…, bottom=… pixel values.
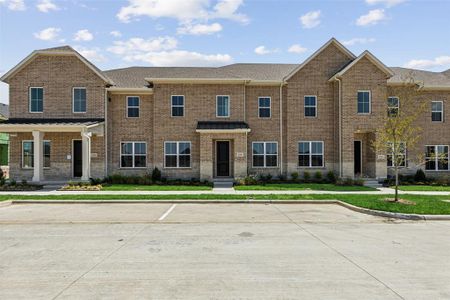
left=0, top=119, right=104, bottom=183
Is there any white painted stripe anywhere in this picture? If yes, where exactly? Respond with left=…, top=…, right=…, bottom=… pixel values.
left=158, top=204, right=177, bottom=221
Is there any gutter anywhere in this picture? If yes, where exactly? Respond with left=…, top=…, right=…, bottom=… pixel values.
left=279, top=83, right=283, bottom=176
left=104, top=90, right=108, bottom=177
left=337, top=77, right=343, bottom=178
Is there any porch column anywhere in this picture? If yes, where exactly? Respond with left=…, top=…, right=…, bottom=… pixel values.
left=32, top=131, right=44, bottom=182
left=81, top=130, right=92, bottom=181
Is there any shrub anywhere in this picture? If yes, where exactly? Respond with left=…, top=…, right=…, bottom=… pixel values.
left=291, top=172, right=299, bottom=181
left=303, top=171, right=311, bottom=182
left=266, top=174, right=273, bottom=181
left=353, top=178, right=364, bottom=186
left=314, top=171, right=322, bottom=182
left=278, top=174, right=286, bottom=181
left=89, top=178, right=104, bottom=185
left=0, top=177, right=5, bottom=186
left=414, top=169, right=426, bottom=183
left=244, top=175, right=258, bottom=185
left=336, top=177, right=354, bottom=186
left=21, top=179, right=27, bottom=185
left=10, top=179, right=16, bottom=186
left=326, top=171, right=336, bottom=183
left=152, top=167, right=162, bottom=182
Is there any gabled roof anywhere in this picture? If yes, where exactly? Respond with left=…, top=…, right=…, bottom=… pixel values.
left=283, top=38, right=356, bottom=81
left=388, top=67, right=450, bottom=89
left=330, top=50, right=394, bottom=81
left=0, top=46, right=113, bottom=84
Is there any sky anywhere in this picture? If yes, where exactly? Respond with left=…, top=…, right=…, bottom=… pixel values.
left=1, top=0, right=450, bottom=104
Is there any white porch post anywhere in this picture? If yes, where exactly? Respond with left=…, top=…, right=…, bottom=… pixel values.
left=81, top=130, right=92, bottom=181
left=32, top=130, right=44, bottom=182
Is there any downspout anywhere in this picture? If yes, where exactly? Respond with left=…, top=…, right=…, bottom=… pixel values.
left=104, top=89, right=108, bottom=177
left=279, top=83, right=283, bottom=176
left=337, top=77, right=343, bottom=178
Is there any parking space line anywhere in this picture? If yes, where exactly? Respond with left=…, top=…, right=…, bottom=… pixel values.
left=158, top=204, right=177, bottom=221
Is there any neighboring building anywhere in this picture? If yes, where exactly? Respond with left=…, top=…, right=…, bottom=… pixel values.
left=0, top=103, right=9, bottom=178
left=0, top=39, right=449, bottom=182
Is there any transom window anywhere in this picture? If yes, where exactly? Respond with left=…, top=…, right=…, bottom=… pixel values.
left=164, top=142, right=191, bottom=168
left=304, top=96, right=317, bottom=117
left=120, top=142, right=147, bottom=168
left=357, top=91, right=371, bottom=114
left=171, top=95, right=185, bottom=117
left=252, top=142, right=278, bottom=167
left=387, top=142, right=406, bottom=167
left=298, top=141, right=324, bottom=167
left=258, top=97, right=271, bottom=118
left=387, top=97, right=399, bottom=117
left=22, top=140, right=50, bottom=168
left=216, top=95, right=230, bottom=117
left=431, top=101, right=443, bottom=122
left=29, top=87, right=43, bottom=113
left=127, top=96, right=140, bottom=118
left=425, top=145, right=449, bottom=171
left=73, top=87, right=87, bottom=113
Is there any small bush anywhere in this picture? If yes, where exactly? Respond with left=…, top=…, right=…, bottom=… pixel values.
left=336, top=177, right=354, bottom=186
left=278, top=174, right=286, bottom=181
left=89, top=178, right=104, bottom=185
left=326, top=171, right=336, bottom=183
left=243, top=175, right=258, bottom=185
left=314, top=171, right=322, bottom=182
left=303, top=171, right=311, bottom=182
left=353, top=178, right=364, bottom=186
left=414, top=169, right=427, bottom=182
left=291, top=172, right=299, bottom=181
left=152, top=167, right=162, bottom=182
left=10, top=179, right=16, bottom=186
left=0, top=177, right=5, bottom=186
left=21, top=179, right=27, bottom=185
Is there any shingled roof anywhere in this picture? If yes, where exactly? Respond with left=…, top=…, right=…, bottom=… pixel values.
left=388, top=67, right=450, bottom=87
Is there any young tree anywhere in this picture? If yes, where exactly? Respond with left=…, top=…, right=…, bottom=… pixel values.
left=373, top=73, right=425, bottom=201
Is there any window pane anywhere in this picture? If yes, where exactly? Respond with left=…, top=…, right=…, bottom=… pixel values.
left=172, top=106, right=184, bottom=116
left=179, top=142, right=191, bottom=155
left=253, top=143, right=264, bottom=155
left=426, top=146, right=435, bottom=157
left=299, top=155, right=310, bottom=167
left=311, top=142, right=323, bottom=154
left=44, top=141, right=51, bottom=168
left=179, top=155, right=190, bottom=167
left=304, top=96, right=316, bottom=106
left=217, top=96, right=229, bottom=117
left=432, top=112, right=442, bottom=122
left=121, top=156, right=133, bottom=168
left=266, top=143, right=277, bottom=155
left=259, top=97, right=270, bottom=107
left=358, top=92, right=370, bottom=113
left=388, top=97, right=399, bottom=107
left=259, top=108, right=270, bottom=118
left=134, top=143, right=146, bottom=155
left=432, top=102, right=442, bottom=111
left=134, top=155, right=146, bottom=168
left=23, top=142, right=34, bottom=168
left=253, top=155, right=264, bottom=167
left=266, top=155, right=277, bottom=167
left=128, top=97, right=139, bottom=106
left=425, top=159, right=435, bottom=170
left=165, top=143, right=177, bottom=155
left=128, top=107, right=139, bottom=117
left=172, top=96, right=184, bottom=106
left=121, top=143, right=132, bottom=155
left=299, top=142, right=309, bottom=154
left=165, top=155, right=177, bottom=167
left=311, top=155, right=323, bottom=167
left=305, top=107, right=316, bottom=117
left=73, top=88, right=86, bottom=112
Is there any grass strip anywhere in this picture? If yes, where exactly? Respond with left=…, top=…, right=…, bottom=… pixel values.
left=395, top=185, right=450, bottom=192
left=101, top=184, right=212, bottom=191
left=235, top=183, right=376, bottom=191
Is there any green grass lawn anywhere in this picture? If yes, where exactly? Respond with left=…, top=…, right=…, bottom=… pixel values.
left=394, top=185, right=450, bottom=191
left=235, top=183, right=376, bottom=191
left=101, top=184, right=212, bottom=191
left=1, top=194, right=449, bottom=215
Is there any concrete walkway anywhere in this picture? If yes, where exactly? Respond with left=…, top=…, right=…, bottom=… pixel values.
left=0, top=187, right=449, bottom=196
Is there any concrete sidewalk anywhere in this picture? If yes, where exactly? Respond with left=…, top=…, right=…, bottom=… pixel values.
left=0, top=187, right=449, bottom=196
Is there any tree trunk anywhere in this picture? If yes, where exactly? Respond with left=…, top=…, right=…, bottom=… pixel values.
left=395, top=166, right=399, bottom=202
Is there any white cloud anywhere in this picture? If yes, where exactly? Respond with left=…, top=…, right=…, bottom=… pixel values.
left=110, top=30, right=122, bottom=37
left=288, top=44, right=307, bottom=54
left=108, top=37, right=178, bottom=55
left=74, top=29, right=94, bottom=41
left=403, top=56, right=450, bottom=70
left=36, top=0, right=58, bottom=12
left=177, top=22, right=222, bottom=35
left=0, top=0, right=26, bottom=11
left=34, top=27, right=61, bottom=41
left=300, top=10, right=321, bottom=29
left=356, top=9, right=386, bottom=26
left=74, top=46, right=107, bottom=63
left=254, top=46, right=278, bottom=55
left=342, top=37, right=376, bottom=46
left=117, top=0, right=248, bottom=24
left=365, top=0, right=407, bottom=7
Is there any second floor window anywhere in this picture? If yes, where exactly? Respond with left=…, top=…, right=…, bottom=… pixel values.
left=431, top=101, right=443, bottom=122
left=73, top=87, right=86, bottom=113
left=127, top=96, right=140, bottom=118
left=165, top=141, right=191, bottom=168
left=252, top=142, right=278, bottom=167
left=258, top=97, right=271, bottom=118
left=120, top=142, right=147, bottom=168
left=29, top=87, right=43, bottom=113
left=387, top=97, right=399, bottom=117
left=216, top=95, right=230, bottom=117
left=299, top=141, right=324, bottom=167
left=22, top=140, right=51, bottom=168
left=357, top=91, right=371, bottom=114
left=304, top=96, right=317, bottom=117
left=425, top=145, right=449, bottom=171
left=171, top=95, right=184, bottom=117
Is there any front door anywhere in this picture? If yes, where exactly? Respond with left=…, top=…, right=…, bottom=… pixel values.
left=354, top=140, right=362, bottom=176
left=73, top=140, right=83, bottom=178
left=216, top=141, right=230, bottom=177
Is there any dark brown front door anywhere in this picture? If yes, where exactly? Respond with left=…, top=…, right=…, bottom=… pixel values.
left=354, top=141, right=362, bottom=176
left=73, top=140, right=83, bottom=177
left=216, top=141, right=230, bottom=177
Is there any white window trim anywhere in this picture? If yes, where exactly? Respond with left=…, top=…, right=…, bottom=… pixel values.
left=298, top=141, right=325, bottom=168
left=164, top=141, right=192, bottom=169
left=258, top=97, right=271, bottom=119
left=29, top=87, right=44, bottom=113
left=120, top=141, right=147, bottom=168
left=252, top=141, right=279, bottom=168
left=357, top=90, right=371, bottom=115
left=22, top=140, right=51, bottom=169
left=304, top=95, right=318, bottom=118
left=387, top=96, right=400, bottom=116
left=216, top=95, right=230, bottom=118
left=425, top=144, right=449, bottom=171
left=431, top=101, right=444, bottom=123
left=171, top=95, right=185, bottom=117
left=72, top=87, right=87, bottom=114
left=126, top=96, right=140, bottom=118
left=387, top=142, right=407, bottom=168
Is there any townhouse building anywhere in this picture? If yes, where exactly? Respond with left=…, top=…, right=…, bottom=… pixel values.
left=0, top=38, right=449, bottom=183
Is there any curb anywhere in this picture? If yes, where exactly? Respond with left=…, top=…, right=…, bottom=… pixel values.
left=9, top=199, right=450, bottom=220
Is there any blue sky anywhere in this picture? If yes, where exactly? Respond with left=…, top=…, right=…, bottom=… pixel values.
left=1, top=0, right=450, bottom=103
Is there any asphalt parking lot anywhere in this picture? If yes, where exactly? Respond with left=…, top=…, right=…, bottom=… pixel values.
left=1, top=203, right=450, bottom=299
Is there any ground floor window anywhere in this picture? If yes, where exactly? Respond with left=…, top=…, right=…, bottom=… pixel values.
left=164, top=141, right=191, bottom=168
left=298, top=141, right=324, bottom=167
left=387, top=142, right=406, bottom=167
left=252, top=142, right=278, bottom=167
left=22, top=140, right=50, bottom=168
left=425, top=145, right=449, bottom=171
left=120, top=142, right=147, bottom=168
